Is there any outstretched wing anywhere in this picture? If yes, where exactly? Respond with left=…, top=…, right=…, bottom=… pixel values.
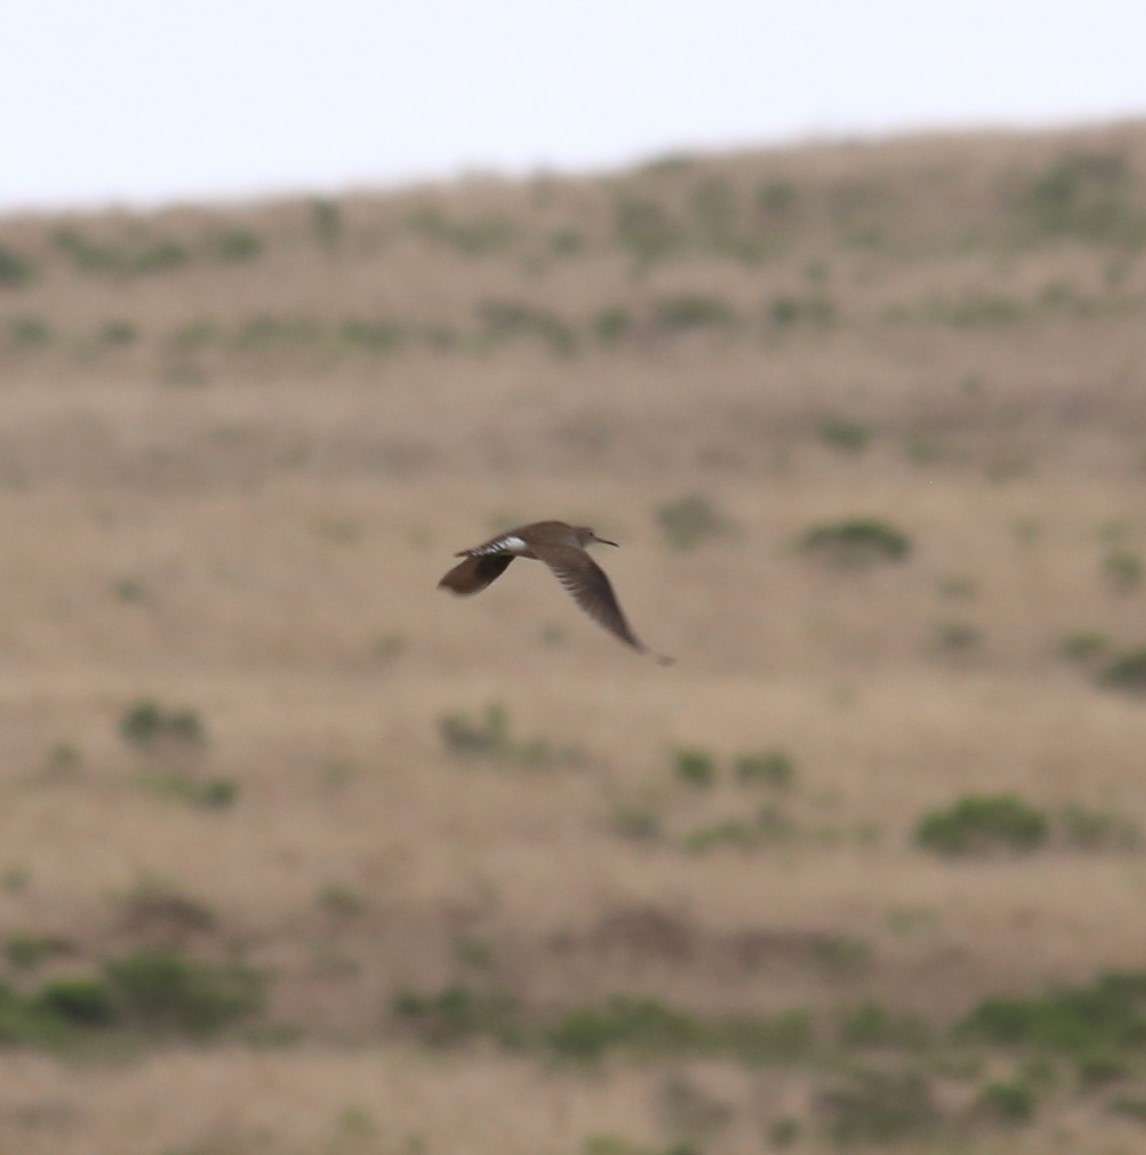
left=437, top=553, right=515, bottom=596
left=541, top=545, right=651, bottom=655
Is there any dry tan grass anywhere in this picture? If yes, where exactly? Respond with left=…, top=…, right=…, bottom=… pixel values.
left=7, top=1044, right=1146, bottom=1155
left=2, top=119, right=1146, bottom=1152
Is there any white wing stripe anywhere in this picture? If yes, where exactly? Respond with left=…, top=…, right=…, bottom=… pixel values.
left=472, top=535, right=527, bottom=556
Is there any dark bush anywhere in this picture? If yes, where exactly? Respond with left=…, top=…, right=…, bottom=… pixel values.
left=955, top=972, right=1146, bottom=1053
left=915, top=794, right=1048, bottom=856
left=546, top=997, right=701, bottom=1061
left=120, top=700, right=206, bottom=749
left=673, top=748, right=717, bottom=787
left=0, top=246, right=36, bottom=288
left=1097, top=648, right=1146, bottom=693
left=816, top=1069, right=938, bottom=1145
left=975, top=1081, right=1036, bottom=1124
left=105, top=949, right=264, bottom=1036
left=800, top=518, right=911, bottom=567
left=652, top=294, right=738, bottom=334
left=734, top=751, right=794, bottom=788
left=35, top=978, right=117, bottom=1027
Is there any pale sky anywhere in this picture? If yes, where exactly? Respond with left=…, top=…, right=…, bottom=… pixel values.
left=4, top=0, right=1145, bottom=211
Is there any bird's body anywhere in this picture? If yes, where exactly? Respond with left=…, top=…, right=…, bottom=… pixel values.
left=437, top=520, right=673, bottom=664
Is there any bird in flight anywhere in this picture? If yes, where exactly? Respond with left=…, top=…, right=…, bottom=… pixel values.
left=438, top=520, right=674, bottom=664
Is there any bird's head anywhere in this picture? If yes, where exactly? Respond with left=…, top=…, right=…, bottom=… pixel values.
left=575, top=526, right=618, bottom=548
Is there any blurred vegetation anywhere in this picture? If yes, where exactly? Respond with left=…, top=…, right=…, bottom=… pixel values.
left=800, top=518, right=912, bottom=567
left=915, top=794, right=1049, bottom=856
left=5, top=121, right=1146, bottom=1152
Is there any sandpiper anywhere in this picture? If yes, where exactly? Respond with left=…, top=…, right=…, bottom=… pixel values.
left=438, top=520, right=674, bottom=664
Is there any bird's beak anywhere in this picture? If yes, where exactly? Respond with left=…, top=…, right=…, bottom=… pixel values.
left=595, top=535, right=619, bottom=547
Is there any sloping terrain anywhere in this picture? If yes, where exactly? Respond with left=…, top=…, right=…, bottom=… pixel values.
left=2, top=119, right=1146, bottom=1153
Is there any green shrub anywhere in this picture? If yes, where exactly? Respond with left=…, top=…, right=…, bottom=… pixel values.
left=767, top=1118, right=801, bottom=1149
left=1059, top=803, right=1140, bottom=851
left=818, top=415, right=871, bottom=454
left=682, top=820, right=761, bottom=853
left=940, top=294, right=1026, bottom=328
left=546, top=997, right=701, bottom=1061
left=1022, top=153, right=1141, bottom=242
left=119, top=884, right=216, bottom=936
left=119, top=700, right=206, bottom=749
left=756, top=804, right=798, bottom=843
left=8, top=317, right=52, bottom=348
left=673, top=748, right=717, bottom=787
left=392, top=988, right=814, bottom=1066
left=310, top=198, right=342, bottom=249
left=689, top=176, right=737, bottom=243
left=317, top=883, right=365, bottom=918
left=548, top=228, right=585, bottom=256
left=120, top=700, right=163, bottom=744
left=7, top=935, right=63, bottom=970
left=936, top=621, right=982, bottom=651
left=232, top=315, right=320, bottom=349
left=58, top=231, right=188, bottom=276
left=614, top=197, right=683, bottom=263
left=209, top=229, right=263, bottom=263
left=585, top=1136, right=697, bottom=1155
left=812, top=935, right=872, bottom=979
left=682, top=806, right=798, bottom=853
left=198, top=779, right=239, bottom=808
left=734, top=751, right=794, bottom=788
left=168, top=318, right=217, bottom=351
left=424, top=324, right=460, bottom=351
left=1060, top=631, right=1109, bottom=661
left=1076, top=1053, right=1129, bottom=1087
left=450, top=215, right=516, bottom=256
left=816, top=1069, right=938, bottom=1145
left=391, top=985, right=517, bottom=1046
left=475, top=300, right=577, bottom=356
left=652, top=294, right=738, bottom=334
left=837, top=1001, right=930, bottom=1050
left=1109, top=1095, right=1146, bottom=1121
left=101, top=320, right=137, bottom=346
left=166, top=711, right=204, bottom=744
left=768, top=294, right=835, bottom=328
left=0, top=246, right=36, bottom=288
left=955, top=971, right=1146, bottom=1053
left=34, top=978, right=117, bottom=1027
left=340, top=319, right=406, bottom=352
left=133, top=239, right=188, bottom=274
left=800, top=518, right=911, bottom=567
left=719, top=1010, right=814, bottom=1063
left=1103, top=550, right=1142, bottom=593
left=1096, top=648, right=1146, bottom=693
left=592, top=306, right=634, bottom=347
left=438, top=703, right=579, bottom=767
left=656, top=494, right=727, bottom=550
left=975, top=1081, right=1035, bottom=1123
left=613, top=808, right=663, bottom=842
left=757, top=180, right=798, bottom=220
left=407, top=207, right=514, bottom=256
left=54, top=228, right=106, bottom=271
left=105, top=949, right=264, bottom=1036
left=439, top=703, right=509, bottom=757
left=915, top=794, right=1048, bottom=856
left=0, top=983, right=60, bottom=1044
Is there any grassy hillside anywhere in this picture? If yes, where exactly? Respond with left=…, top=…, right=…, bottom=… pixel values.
left=2, top=119, right=1146, bottom=1153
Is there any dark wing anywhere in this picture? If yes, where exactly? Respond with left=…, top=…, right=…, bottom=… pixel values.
left=541, top=545, right=670, bottom=660
left=437, top=553, right=515, bottom=596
